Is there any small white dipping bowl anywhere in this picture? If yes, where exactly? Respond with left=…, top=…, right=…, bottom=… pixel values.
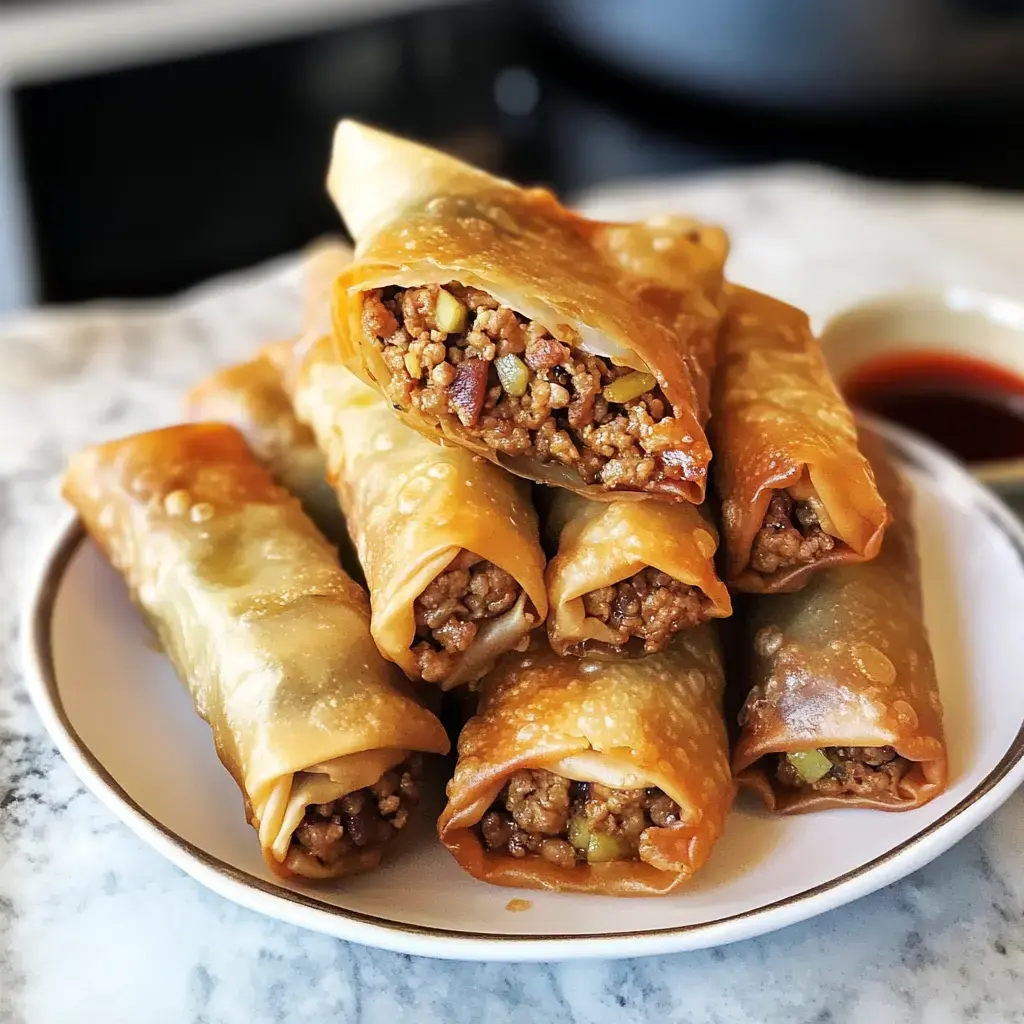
left=820, top=289, right=1024, bottom=501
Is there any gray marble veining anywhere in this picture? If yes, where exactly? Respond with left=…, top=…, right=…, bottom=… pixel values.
left=2, top=173, right=1024, bottom=1024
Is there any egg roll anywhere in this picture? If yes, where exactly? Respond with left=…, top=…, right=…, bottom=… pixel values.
left=285, top=333, right=548, bottom=689
left=327, top=120, right=728, bottom=502
left=184, top=358, right=343, bottom=541
left=543, top=489, right=731, bottom=657
left=438, top=628, right=733, bottom=895
left=63, top=423, right=450, bottom=877
left=713, top=286, right=888, bottom=592
left=732, top=435, right=947, bottom=811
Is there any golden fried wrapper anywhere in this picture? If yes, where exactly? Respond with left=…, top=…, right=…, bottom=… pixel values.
left=732, top=434, right=947, bottom=811
left=184, top=359, right=343, bottom=541
left=63, top=424, right=449, bottom=877
left=439, top=629, right=734, bottom=895
left=543, top=489, right=731, bottom=657
left=327, top=120, right=728, bottom=502
left=713, top=286, right=888, bottom=592
left=284, top=334, right=548, bottom=689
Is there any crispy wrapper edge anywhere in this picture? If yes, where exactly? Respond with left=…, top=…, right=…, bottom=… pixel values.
left=325, top=120, right=727, bottom=503
left=714, top=286, right=888, bottom=592
left=438, top=631, right=734, bottom=895
left=544, top=492, right=732, bottom=655
left=731, top=432, right=947, bottom=812
left=63, top=423, right=450, bottom=876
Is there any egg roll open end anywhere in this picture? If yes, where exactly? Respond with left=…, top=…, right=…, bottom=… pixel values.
left=63, top=423, right=449, bottom=880
left=731, top=431, right=947, bottom=812
left=438, top=631, right=734, bottom=895
left=328, top=120, right=730, bottom=503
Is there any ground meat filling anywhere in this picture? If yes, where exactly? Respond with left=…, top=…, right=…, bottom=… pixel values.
left=476, top=768, right=682, bottom=867
left=411, top=550, right=521, bottom=683
left=362, top=284, right=683, bottom=492
left=580, top=568, right=711, bottom=654
left=749, top=491, right=837, bottom=576
left=775, top=746, right=910, bottom=799
left=291, top=754, right=423, bottom=866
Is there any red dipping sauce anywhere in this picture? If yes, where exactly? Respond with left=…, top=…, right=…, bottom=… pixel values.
left=842, top=350, right=1024, bottom=464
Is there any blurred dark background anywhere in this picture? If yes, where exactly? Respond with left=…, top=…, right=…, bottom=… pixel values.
left=8, top=0, right=1024, bottom=308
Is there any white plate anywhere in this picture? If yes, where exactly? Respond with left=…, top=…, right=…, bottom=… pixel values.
left=20, top=422, right=1024, bottom=962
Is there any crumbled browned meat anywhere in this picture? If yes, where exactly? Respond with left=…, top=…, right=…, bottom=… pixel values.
left=479, top=306, right=526, bottom=358
left=579, top=783, right=648, bottom=852
left=412, top=551, right=521, bottom=683
left=750, top=491, right=836, bottom=576
left=774, top=746, right=910, bottom=798
left=647, top=793, right=682, bottom=827
left=433, top=617, right=477, bottom=653
left=480, top=810, right=513, bottom=850
left=291, top=754, right=423, bottom=866
left=524, top=331, right=569, bottom=371
left=840, top=746, right=900, bottom=767
left=411, top=643, right=458, bottom=685
left=362, top=284, right=684, bottom=493
left=294, top=818, right=347, bottom=863
left=465, top=562, right=520, bottom=618
left=400, top=286, right=442, bottom=338
left=476, top=770, right=682, bottom=865
left=504, top=769, right=572, bottom=834
left=362, top=290, right=399, bottom=340
left=567, top=357, right=600, bottom=429
left=580, top=567, right=710, bottom=654
left=538, top=838, right=577, bottom=869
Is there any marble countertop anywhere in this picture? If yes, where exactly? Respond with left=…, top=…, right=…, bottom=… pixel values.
left=2, top=169, right=1024, bottom=1024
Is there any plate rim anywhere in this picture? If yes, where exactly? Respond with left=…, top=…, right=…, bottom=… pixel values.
left=20, top=422, right=1024, bottom=962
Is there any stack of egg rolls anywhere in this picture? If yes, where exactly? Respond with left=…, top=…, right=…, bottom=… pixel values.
left=711, top=288, right=944, bottom=812
left=191, top=239, right=550, bottom=691
left=61, top=122, right=951, bottom=901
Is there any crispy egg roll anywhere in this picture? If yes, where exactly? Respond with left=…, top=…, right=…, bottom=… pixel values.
left=285, top=333, right=548, bottom=689
left=713, top=286, right=888, bottom=592
left=63, top=424, right=450, bottom=877
left=543, top=489, right=731, bottom=657
left=438, top=629, right=733, bottom=895
left=184, top=359, right=343, bottom=541
left=327, top=120, right=728, bottom=502
left=732, top=435, right=947, bottom=811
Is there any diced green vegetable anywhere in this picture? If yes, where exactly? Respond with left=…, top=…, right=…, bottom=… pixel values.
left=569, top=812, right=630, bottom=862
left=602, top=371, right=657, bottom=404
left=435, top=288, right=467, bottom=334
left=567, top=814, right=591, bottom=853
left=786, top=749, right=833, bottom=784
left=586, top=831, right=629, bottom=863
left=495, top=353, right=530, bottom=397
